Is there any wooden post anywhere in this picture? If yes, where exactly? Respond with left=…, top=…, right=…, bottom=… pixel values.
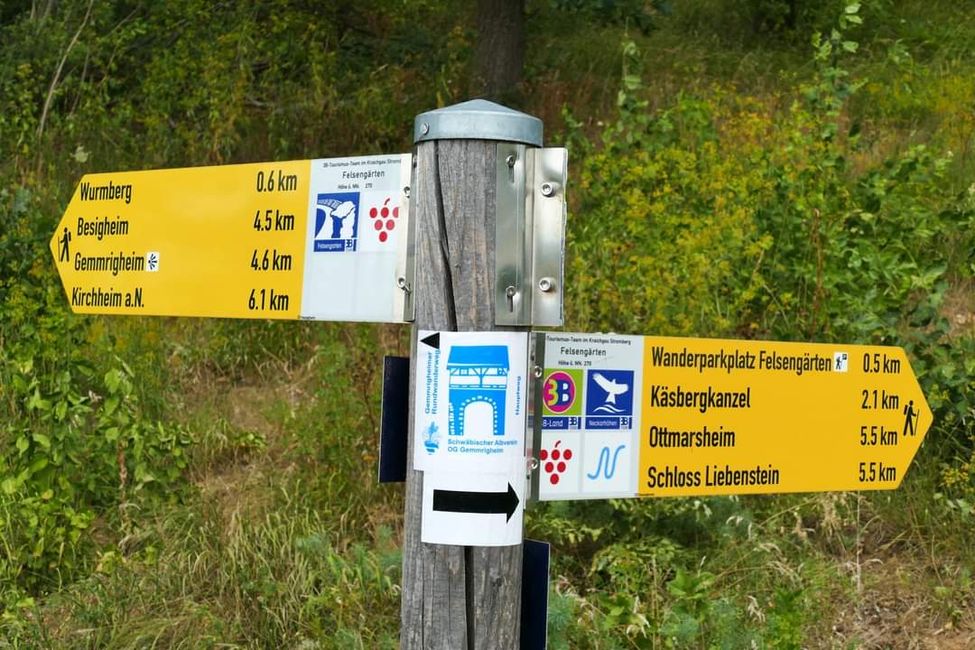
left=401, top=101, right=543, bottom=649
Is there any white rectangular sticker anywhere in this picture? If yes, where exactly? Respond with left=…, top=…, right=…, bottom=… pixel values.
left=413, top=330, right=529, bottom=474
left=538, top=333, right=644, bottom=500
left=421, top=470, right=523, bottom=546
left=300, top=154, right=411, bottom=322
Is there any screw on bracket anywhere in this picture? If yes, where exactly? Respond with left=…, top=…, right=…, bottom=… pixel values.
left=540, top=181, right=559, bottom=197
left=505, top=285, right=517, bottom=312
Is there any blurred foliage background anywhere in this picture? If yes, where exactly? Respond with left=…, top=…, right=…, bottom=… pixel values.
left=1, top=0, right=974, bottom=647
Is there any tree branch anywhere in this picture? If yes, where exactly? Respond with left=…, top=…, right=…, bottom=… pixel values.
left=36, top=0, right=94, bottom=150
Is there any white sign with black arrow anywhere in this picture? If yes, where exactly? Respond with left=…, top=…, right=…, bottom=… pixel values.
left=415, top=330, right=528, bottom=546
left=422, top=471, right=523, bottom=546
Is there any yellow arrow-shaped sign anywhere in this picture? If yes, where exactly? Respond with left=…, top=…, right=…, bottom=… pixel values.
left=50, top=156, right=411, bottom=322
left=535, top=333, right=932, bottom=499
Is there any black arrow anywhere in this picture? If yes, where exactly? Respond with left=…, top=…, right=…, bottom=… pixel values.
left=433, top=483, right=520, bottom=522
left=420, top=332, right=440, bottom=349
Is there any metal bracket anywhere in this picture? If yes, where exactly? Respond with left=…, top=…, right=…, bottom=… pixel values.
left=495, top=145, right=567, bottom=326
left=399, top=153, right=418, bottom=322
left=528, top=331, right=546, bottom=503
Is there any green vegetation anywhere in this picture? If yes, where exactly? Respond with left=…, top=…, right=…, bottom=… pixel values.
left=2, top=0, right=974, bottom=646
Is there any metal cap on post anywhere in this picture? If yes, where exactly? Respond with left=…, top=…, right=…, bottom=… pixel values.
left=414, top=99, right=543, bottom=146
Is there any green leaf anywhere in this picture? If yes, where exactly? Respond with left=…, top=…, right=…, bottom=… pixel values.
left=104, top=369, right=121, bottom=394
left=845, top=2, right=861, bottom=14
left=104, top=396, right=119, bottom=416
left=29, top=457, right=49, bottom=474
left=16, top=435, right=29, bottom=453
left=105, top=426, right=120, bottom=442
left=27, top=388, right=51, bottom=412
left=842, top=41, right=859, bottom=53
left=33, top=433, right=51, bottom=450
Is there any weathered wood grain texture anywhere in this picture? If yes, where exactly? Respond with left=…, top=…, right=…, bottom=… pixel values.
left=401, top=139, right=523, bottom=649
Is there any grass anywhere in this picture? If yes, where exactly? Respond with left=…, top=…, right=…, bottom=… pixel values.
left=39, top=505, right=401, bottom=648
left=8, top=326, right=405, bottom=648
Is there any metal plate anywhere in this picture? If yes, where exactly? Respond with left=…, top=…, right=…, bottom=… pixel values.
left=495, top=146, right=567, bottom=327
left=400, top=154, right=417, bottom=322
left=529, top=332, right=546, bottom=502
left=529, top=148, right=567, bottom=327
left=495, top=143, right=530, bottom=325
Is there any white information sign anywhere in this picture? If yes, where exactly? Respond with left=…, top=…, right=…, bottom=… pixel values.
left=413, top=331, right=528, bottom=474
left=300, top=154, right=412, bottom=322
left=414, top=330, right=529, bottom=546
left=537, top=333, right=644, bottom=501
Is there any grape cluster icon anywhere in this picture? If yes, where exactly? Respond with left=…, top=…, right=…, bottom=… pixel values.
left=369, top=198, right=399, bottom=242
left=540, top=440, right=573, bottom=485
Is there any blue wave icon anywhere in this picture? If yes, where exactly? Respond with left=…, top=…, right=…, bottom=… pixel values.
left=587, top=444, right=626, bottom=480
left=593, top=403, right=625, bottom=415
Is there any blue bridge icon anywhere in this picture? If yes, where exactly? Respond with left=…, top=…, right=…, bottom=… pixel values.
left=447, top=345, right=509, bottom=437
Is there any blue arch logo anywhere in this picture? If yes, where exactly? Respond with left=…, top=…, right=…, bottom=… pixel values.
left=446, top=345, right=509, bottom=436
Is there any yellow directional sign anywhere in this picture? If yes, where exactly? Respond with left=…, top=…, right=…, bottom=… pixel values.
left=534, top=333, right=932, bottom=499
left=50, top=155, right=411, bottom=322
